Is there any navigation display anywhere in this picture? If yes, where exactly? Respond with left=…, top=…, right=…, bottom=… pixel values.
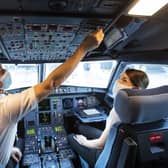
left=76, top=97, right=87, bottom=108
left=39, top=113, right=51, bottom=125
left=63, top=98, right=73, bottom=109
left=38, top=99, right=50, bottom=111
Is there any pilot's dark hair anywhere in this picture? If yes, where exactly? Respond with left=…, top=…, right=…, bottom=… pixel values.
left=125, top=69, right=149, bottom=89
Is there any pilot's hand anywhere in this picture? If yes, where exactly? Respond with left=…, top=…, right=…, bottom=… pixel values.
left=81, top=29, right=104, bottom=52
left=73, top=134, right=88, bottom=146
left=11, top=147, right=22, bottom=163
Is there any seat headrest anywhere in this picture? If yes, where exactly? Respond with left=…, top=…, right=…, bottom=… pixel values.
left=114, top=85, right=168, bottom=124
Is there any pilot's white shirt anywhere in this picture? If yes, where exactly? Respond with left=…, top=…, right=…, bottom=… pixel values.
left=105, top=108, right=120, bottom=131
left=0, top=87, right=37, bottom=167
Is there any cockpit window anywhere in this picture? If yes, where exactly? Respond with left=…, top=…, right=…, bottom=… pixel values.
left=124, top=64, right=168, bottom=88
left=45, top=60, right=117, bottom=88
left=2, top=64, right=38, bottom=90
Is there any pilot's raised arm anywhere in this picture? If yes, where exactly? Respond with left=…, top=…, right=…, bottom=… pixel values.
left=0, top=29, right=104, bottom=167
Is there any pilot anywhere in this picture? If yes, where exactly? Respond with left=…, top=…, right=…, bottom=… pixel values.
left=0, top=29, right=104, bottom=168
left=68, top=68, right=149, bottom=167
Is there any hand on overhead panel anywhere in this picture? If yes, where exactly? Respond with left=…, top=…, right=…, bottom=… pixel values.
left=80, top=28, right=104, bottom=53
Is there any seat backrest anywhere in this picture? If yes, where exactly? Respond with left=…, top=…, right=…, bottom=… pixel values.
left=95, top=85, right=168, bottom=168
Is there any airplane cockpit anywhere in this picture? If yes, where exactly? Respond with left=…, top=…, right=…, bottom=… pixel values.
left=0, top=0, right=168, bottom=168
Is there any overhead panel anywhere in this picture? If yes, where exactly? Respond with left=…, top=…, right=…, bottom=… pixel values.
left=0, top=17, right=109, bottom=62
left=0, top=0, right=128, bottom=62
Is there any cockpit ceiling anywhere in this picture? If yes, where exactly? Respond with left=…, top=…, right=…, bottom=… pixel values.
left=0, top=0, right=128, bottom=16
left=122, top=5, right=168, bottom=52
left=0, top=0, right=130, bottom=63
left=0, top=0, right=168, bottom=63
left=0, top=17, right=111, bottom=62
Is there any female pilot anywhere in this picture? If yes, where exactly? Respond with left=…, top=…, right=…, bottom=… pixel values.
left=68, top=68, right=149, bottom=167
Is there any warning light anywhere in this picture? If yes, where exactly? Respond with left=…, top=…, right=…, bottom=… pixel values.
left=149, top=134, right=163, bottom=143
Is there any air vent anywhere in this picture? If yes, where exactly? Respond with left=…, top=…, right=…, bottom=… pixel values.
left=48, top=0, right=68, bottom=10
left=99, top=0, right=122, bottom=9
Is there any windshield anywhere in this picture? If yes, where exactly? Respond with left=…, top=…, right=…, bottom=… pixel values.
left=2, top=64, right=39, bottom=89
left=45, top=60, right=117, bottom=88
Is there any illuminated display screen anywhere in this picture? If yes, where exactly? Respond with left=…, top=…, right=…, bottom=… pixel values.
left=63, top=98, right=73, bottom=109
left=55, top=126, right=63, bottom=132
left=38, top=99, right=50, bottom=111
left=76, top=97, right=87, bottom=108
left=39, top=113, right=51, bottom=125
left=26, top=129, right=35, bottom=135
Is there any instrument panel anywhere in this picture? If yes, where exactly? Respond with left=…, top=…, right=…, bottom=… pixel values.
left=22, top=86, right=104, bottom=168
